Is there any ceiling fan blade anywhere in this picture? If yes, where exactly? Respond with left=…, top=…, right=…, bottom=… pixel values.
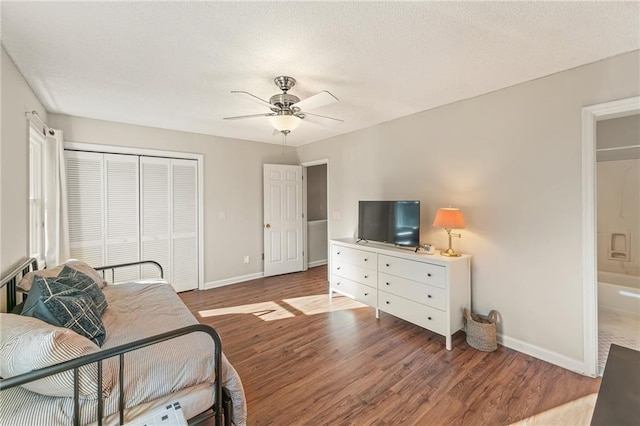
left=223, top=113, right=274, bottom=120
left=292, top=90, right=338, bottom=112
left=303, top=112, right=344, bottom=126
left=231, top=91, right=274, bottom=110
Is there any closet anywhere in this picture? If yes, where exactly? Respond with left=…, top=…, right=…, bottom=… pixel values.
left=65, top=151, right=198, bottom=292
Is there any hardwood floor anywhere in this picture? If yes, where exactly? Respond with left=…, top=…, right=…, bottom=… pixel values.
left=180, top=266, right=600, bottom=425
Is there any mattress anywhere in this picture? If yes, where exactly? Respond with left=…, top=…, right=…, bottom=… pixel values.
left=0, top=281, right=246, bottom=426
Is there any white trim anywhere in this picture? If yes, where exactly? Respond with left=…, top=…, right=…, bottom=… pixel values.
left=65, top=141, right=206, bottom=290
left=497, top=333, right=585, bottom=374
left=204, top=272, right=264, bottom=289
left=581, top=96, right=640, bottom=378
left=308, top=259, right=328, bottom=268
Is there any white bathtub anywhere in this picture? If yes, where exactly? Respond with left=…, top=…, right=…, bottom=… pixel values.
left=598, top=271, right=640, bottom=318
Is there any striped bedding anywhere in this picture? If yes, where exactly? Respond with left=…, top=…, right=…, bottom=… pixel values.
left=0, top=281, right=246, bottom=426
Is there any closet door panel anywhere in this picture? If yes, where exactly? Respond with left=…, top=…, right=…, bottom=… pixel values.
left=104, top=154, right=140, bottom=282
left=65, top=151, right=104, bottom=268
left=171, top=159, right=198, bottom=292
left=140, top=157, right=172, bottom=281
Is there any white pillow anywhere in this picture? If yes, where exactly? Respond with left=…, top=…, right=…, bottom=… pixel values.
left=0, top=313, right=112, bottom=399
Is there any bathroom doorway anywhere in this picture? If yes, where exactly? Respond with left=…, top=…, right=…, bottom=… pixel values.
left=595, top=114, right=640, bottom=373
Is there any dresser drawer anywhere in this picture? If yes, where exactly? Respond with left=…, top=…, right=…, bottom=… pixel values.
left=332, top=244, right=376, bottom=269
left=378, top=291, right=446, bottom=334
left=378, top=254, right=446, bottom=288
left=331, top=275, right=377, bottom=306
left=332, top=261, right=378, bottom=287
left=378, top=272, right=446, bottom=311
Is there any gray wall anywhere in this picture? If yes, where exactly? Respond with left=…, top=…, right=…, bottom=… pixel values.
left=307, top=164, right=327, bottom=221
left=296, top=50, right=640, bottom=370
left=1, top=48, right=48, bottom=278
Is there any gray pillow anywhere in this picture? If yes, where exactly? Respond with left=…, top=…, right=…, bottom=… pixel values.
left=21, top=276, right=106, bottom=346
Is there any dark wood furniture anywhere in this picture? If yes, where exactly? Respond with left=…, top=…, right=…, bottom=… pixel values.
left=591, top=344, right=640, bottom=426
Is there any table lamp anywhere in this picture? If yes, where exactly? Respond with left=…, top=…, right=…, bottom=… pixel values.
left=433, top=207, right=465, bottom=257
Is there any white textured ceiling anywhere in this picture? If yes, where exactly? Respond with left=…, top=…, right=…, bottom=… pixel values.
left=2, top=1, right=639, bottom=147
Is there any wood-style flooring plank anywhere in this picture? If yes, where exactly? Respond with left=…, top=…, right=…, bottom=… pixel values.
left=180, top=266, right=600, bottom=425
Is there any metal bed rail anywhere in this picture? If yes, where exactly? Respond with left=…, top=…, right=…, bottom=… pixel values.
left=95, top=260, right=164, bottom=282
left=0, top=257, right=38, bottom=312
left=0, top=324, right=225, bottom=426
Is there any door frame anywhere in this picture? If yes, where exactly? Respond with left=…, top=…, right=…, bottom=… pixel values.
left=581, top=96, right=640, bottom=377
left=301, top=158, right=330, bottom=272
left=65, top=141, right=205, bottom=290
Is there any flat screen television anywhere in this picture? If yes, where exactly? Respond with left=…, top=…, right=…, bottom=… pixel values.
left=358, top=200, right=420, bottom=247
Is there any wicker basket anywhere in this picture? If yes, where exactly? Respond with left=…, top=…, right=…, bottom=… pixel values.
left=464, top=308, right=498, bottom=352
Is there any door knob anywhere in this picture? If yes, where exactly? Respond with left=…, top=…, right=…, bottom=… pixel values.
left=265, top=224, right=271, bottom=228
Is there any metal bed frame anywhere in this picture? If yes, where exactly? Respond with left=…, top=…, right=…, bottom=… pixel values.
left=0, top=257, right=231, bottom=426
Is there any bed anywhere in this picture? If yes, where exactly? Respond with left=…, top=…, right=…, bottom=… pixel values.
left=0, top=258, right=247, bottom=426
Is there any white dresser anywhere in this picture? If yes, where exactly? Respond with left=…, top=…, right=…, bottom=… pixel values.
left=330, top=238, right=471, bottom=350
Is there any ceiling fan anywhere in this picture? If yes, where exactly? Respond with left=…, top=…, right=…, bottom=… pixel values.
left=224, top=76, right=343, bottom=135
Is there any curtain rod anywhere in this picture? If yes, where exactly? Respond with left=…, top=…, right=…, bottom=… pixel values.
left=25, top=110, right=55, bottom=135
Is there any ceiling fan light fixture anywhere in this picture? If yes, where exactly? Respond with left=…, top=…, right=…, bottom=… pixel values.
left=269, top=114, right=301, bottom=132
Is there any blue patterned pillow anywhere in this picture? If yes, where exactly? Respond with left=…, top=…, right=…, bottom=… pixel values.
left=57, top=265, right=108, bottom=315
left=21, top=276, right=106, bottom=346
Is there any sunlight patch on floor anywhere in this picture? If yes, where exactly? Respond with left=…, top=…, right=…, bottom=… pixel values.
left=198, top=294, right=368, bottom=321
left=282, top=294, right=368, bottom=316
left=199, top=301, right=295, bottom=321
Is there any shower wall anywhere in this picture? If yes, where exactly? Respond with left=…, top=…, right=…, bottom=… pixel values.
left=596, top=115, right=640, bottom=277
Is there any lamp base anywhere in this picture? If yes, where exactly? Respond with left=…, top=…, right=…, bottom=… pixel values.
left=440, top=248, right=462, bottom=257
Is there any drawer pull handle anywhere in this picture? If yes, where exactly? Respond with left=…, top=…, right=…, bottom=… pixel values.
left=385, top=263, right=390, bottom=267
left=364, top=275, right=369, bottom=279
left=364, top=292, right=369, bottom=296
left=386, top=282, right=390, bottom=286
left=428, top=316, right=432, bottom=320
left=427, top=294, right=432, bottom=298
left=337, top=266, right=341, bottom=270
left=337, top=251, right=341, bottom=255
left=386, top=301, right=390, bottom=305
left=336, top=282, right=340, bottom=286
left=427, top=273, right=432, bottom=277
left=364, top=257, right=368, bottom=261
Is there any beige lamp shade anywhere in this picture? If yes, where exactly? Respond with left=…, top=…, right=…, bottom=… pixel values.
left=433, top=207, right=465, bottom=229
left=269, top=114, right=301, bottom=132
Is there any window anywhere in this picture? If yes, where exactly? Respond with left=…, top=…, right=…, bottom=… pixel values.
left=29, top=124, right=45, bottom=265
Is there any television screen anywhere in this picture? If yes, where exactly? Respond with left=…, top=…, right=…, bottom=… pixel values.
left=358, top=201, right=420, bottom=247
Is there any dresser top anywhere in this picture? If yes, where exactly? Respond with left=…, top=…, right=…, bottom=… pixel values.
left=331, top=238, right=470, bottom=265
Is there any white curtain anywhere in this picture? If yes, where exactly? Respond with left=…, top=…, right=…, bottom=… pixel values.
left=44, top=129, right=70, bottom=266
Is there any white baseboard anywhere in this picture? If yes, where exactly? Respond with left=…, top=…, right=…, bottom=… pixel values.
left=308, top=259, right=327, bottom=268
left=497, top=333, right=586, bottom=375
left=203, top=272, right=264, bottom=290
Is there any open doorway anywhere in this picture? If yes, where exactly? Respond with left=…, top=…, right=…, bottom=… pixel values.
left=595, top=114, right=640, bottom=373
left=303, top=160, right=329, bottom=270
left=582, top=96, right=640, bottom=377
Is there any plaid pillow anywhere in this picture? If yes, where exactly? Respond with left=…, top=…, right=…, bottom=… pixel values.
left=21, top=276, right=106, bottom=346
left=57, top=265, right=108, bottom=315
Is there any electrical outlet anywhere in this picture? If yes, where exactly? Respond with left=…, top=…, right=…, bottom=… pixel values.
left=243, top=256, right=250, bottom=264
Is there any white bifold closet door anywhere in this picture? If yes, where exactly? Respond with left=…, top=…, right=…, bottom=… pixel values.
left=66, top=152, right=140, bottom=283
left=66, top=151, right=198, bottom=292
left=140, top=157, right=198, bottom=292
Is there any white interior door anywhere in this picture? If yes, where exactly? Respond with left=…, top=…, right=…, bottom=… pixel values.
left=264, top=164, right=304, bottom=277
